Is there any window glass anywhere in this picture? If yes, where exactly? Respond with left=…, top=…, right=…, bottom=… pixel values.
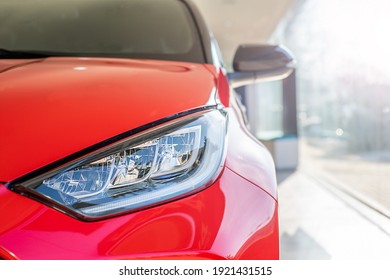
left=0, top=0, right=205, bottom=63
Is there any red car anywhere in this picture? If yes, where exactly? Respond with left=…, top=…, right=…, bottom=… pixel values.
left=0, top=0, right=293, bottom=260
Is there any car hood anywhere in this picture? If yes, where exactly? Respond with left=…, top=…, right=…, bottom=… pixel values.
left=0, top=57, right=217, bottom=182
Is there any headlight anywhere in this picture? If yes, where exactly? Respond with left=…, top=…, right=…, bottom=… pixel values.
left=11, top=110, right=227, bottom=220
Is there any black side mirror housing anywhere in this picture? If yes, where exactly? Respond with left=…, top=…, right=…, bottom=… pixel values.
left=228, top=44, right=295, bottom=88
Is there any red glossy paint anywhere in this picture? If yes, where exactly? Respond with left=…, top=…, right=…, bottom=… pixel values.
left=0, top=58, right=216, bottom=181
left=0, top=0, right=282, bottom=260
left=0, top=167, right=278, bottom=260
left=0, top=57, right=279, bottom=260
left=206, top=64, right=277, bottom=199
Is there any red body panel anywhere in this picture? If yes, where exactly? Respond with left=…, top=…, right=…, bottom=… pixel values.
left=206, top=66, right=277, bottom=199
left=0, top=58, right=278, bottom=259
left=0, top=58, right=216, bottom=181
left=0, top=168, right=278, bottom=260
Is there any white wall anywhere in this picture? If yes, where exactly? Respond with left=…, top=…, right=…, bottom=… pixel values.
left=193, top=0, right=296, bottom=66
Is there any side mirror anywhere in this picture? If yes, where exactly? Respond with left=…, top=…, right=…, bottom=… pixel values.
left=228, top=44, right=295, bottom=88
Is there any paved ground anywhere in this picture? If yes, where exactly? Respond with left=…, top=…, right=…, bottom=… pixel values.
left=278, top=170, right=390, bottom=259
left=300, top=140, right=390, bottom=215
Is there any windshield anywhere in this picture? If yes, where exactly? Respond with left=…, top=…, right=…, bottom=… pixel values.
left=0, top=0, right=205, bottom=63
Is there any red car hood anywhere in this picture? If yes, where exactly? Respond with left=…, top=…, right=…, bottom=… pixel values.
left=0, top=57, right=217, bottom=182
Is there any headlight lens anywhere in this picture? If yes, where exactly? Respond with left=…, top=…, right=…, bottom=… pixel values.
left=15, top=110, right=227, bottom=220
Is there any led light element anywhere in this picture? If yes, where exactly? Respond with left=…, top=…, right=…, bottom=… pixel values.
left=16, top=110, right=227, bottom=220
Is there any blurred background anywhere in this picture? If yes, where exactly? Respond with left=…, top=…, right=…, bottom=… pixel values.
left=194, top=0, right=390, bottom=259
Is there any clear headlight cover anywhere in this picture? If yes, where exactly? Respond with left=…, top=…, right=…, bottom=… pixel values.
left=16, top=110, right=227, bottom=220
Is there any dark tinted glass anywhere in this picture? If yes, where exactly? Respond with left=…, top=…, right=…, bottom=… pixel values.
left=0, top=0, right=205, bottom=63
